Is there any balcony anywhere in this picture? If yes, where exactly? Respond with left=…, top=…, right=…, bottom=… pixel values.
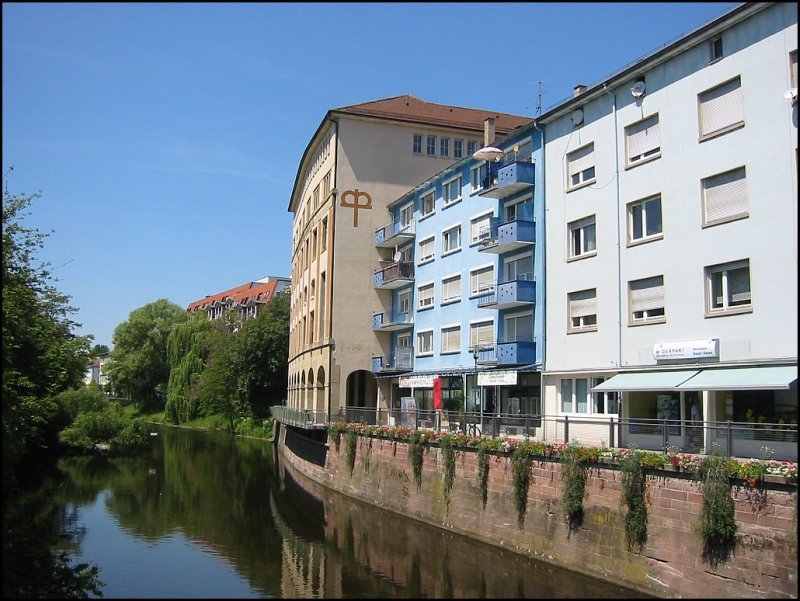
left=371, top=347, right=414, bottom=374
left=479, top=218, right=535, bottom=254
left=479, top=161, right=535, bottom=199
left=496, top=338, right=536, bottom=366
left=375, top=219, right=415, bottom=248
left=477, top=277, right=536, bottom=310
left=374, top=261, right=414, bottom=289
left=372, top=311, right=414, bottom=332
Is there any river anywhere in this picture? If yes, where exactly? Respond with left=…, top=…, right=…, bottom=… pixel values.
left=44, top=424, right=648, bottom=598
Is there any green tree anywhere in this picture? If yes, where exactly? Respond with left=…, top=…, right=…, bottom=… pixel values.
left=228, top=292, right=289, bottom=418
left=165, top=314, right=212, bottom=423
left=90, top=343, right=109, bottom=356
left=2, top=185, right=92, bottom=486
left=192, top=320, right=240, bottom=429
left=105, top=299, right=188, bottom=411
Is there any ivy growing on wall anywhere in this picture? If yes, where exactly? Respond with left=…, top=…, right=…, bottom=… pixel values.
left=409, top=431, right=424, bottom=490
left=344, top=428, right=357, bottom=476
left=696, top=455, right=737, bottom=567
left=511, top=446, right=534, bottom=526
left=620, top=451, right=648, bottom=552
left=476, top=441, right=490, bottom=510
left=440, top=435, right=456, bottom=508
left=561, top=447, right=587, bottom=532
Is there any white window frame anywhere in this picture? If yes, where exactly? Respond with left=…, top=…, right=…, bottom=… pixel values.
left=627, top=195, right=663, bottom=245
left=440, top=324, right=461, bottom=354
left=568, top=289, right=597, bottom=333
left=426, top=135, right=436, bottom=156
left=470, top=210, right=495, bottom=245
left=467, top=140, right=477, bottom=156
left=698, top=76, right=744, bottom=141
left=469, top=319, right=494, bottom=351
left=442, top=175, right=462, bottom=207
left=471, top=164, right=488, bottom=192
left=568, top=215, right=596, bottom=260
left=413, top=133, right=423, bottom=155
left=418, top=236, right=435, bottom=264
left=705, top=259, right=752, bottom=317
left=419, top=190, right=435, bottom=219
left=710, top=36, right=724, bottom=62
left=440, top=137, right=449, bottom=158
left=417, top=282, right=434, bottom=311
left=442, top=224, right=462, bottom=256
left=567, top=142, right=596, bottom=191
left=416, top=329, right=433, bottom=356
left=441, top=273, right=461, bottom=305
left=398, top=202, right=414, bottom=230
left=592, top=378, right=619, bottom=415
left=701, top=166, right=748, bottom=227
left=470, top=264, right=495, bottom=297
left=625, top=114, right=661, bottom=167
left=560, top=378, right=590, bottom=414
left=504, top=251, right=533, bottom=282
left=454, top=139, right=463, bottom=159
left=398, top=290, right=411, bottom=317
left=628, top=275, right=665, bottom=325
left=503, top=310, right=533, bottom=343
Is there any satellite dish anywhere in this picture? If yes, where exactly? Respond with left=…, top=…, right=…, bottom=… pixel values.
left=630, top=80, right=646, bottom=98
left=571, top=108, right=584, bottom=125
left=784, top=88, right=797, bottom=100
left=393, top=248, right=402, bottom=262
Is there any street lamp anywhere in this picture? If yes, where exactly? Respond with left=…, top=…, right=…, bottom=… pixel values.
left=472, top=346, right=481, bottom=437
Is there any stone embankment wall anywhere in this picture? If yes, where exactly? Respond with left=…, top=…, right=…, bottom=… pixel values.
left=277, top=426, right=798, bottom=598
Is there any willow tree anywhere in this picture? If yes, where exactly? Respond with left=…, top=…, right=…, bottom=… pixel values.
left=165, top=314, right=211, bottom=424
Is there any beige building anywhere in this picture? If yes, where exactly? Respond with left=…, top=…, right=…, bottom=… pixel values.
left=287, top=95, right=529, bottom=418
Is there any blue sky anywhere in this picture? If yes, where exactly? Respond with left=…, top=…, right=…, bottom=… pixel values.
left=2, top=2, right=736, bottom=349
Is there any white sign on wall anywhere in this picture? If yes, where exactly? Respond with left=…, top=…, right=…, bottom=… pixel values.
left=653, top=339, right=719, bottom=360
left=478, top=370, right=518, bottom=386
left=399, top=375, right=436, bottom=388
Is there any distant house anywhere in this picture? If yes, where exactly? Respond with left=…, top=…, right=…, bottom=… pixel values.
left=186, top=276, right=290, bottom=324
left=84, top=352, right=111, bottom=387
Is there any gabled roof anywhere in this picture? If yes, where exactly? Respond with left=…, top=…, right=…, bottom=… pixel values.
left=187, top=279, right=283, bottom=312
left=332, top=95, right=531, bottom=133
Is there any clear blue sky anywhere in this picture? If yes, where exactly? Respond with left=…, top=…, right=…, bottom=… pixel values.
left=2, top=2, right=737, bottom=349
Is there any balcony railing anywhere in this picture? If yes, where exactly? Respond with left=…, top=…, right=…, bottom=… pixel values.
left=496, top=338, right=536, bottom=366
left=478, top=218, right=535, bottom=254
left=372, top=311, right=414, bottom=332
left=477, top=276, right=536, bottom=309
left=479, top=160, right=535, bottom=199
left=374, top=261, right=414, bottom=289
left=371, top=347, right=414, bottom=373
left=375, top=219, right=415, bottom=248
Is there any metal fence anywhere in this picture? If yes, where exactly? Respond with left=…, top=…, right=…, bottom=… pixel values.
left=270, top=405, right=797, bottom=462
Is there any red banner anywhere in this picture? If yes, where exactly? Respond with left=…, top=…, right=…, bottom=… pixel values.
left=433, top=377, right=442, bottom=410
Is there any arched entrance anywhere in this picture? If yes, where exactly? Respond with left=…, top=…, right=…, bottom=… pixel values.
left=345, top=369, right=378, bottom=423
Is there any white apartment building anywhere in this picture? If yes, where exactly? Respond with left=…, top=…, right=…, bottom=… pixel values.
left=538, top=2, right=797, bottom=460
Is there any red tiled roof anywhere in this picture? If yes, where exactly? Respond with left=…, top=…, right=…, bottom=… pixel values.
left=187, top=280, right=280, bottom=312
left=333, top=94, right=531, bottom=134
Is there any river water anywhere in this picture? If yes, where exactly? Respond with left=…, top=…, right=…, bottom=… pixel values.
left=48, top=424, right=648, bottom=598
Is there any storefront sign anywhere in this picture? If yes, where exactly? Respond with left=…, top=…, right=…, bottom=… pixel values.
left=399, top=375, right=436, bottom=388
left=478, top=370, right=518, bottom=386
left=653, top=339, right=719, bottom=360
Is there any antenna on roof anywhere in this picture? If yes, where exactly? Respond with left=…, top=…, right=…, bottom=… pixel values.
left=525, top=81, right=548, bottom=116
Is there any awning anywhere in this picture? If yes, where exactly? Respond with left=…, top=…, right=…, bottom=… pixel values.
left=591, top=370, right=699, bottom=392
left=676, top=366, right=797, bottom=390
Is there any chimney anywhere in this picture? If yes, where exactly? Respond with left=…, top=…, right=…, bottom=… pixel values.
left=573, top=84, right=587, bottom=97
left=483, top=117, right=496, bottom=146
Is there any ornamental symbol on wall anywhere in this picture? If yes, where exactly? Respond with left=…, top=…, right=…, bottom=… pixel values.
left=340, top=189, right=372, bottom=227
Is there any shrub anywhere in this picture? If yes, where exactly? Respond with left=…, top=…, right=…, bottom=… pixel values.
left=111, top=418, right=151, bottom=450
left=409, top=431, right=425, bottom=490
left=511, top=446, right=534, bottom=526
left=620, top=450, right=648, bottom=551
left=439, top=435, right=456, bottom=508
left=476, top=441, right=490, bottom=510
left=697, top=455, right=737, bottom=566
left=344, top=428, right=358, bottom=476
left=561, top=447, right=587, bottom=531
left=58, top=406, right=127, bottom=451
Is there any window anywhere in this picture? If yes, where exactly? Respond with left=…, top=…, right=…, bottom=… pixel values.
left=442, top=225, right=462, bottom=255
left=503, top=311, right=533, bottom=343
left=441, top=325, right=460, bottom=354
left=441, top=274, right=461, bottom=304
left=467, top=141, right=477, bottom=156
left=504, top=252, right=533, bottom=282
left=417, top=283, right=434, bottom=310
left=471, top=164, right=488, bottom=192
left=413, top=134, right=422, bottom=155
left=320, top=218, right=328, bottom=251
left=398, top=290, right=410, bottom=317
left=567, top=143, right=596, bottom=190
left=592, top=378, right=619, bottom=414
left=705, top=259, right=751, bottom=316
left=505, top=197, right=531, bottom=223
left=702, top=166, right=747, bottom=226
left=427, top=135, right=436, bottom=156
left=420, top=190, right=435, bottom=218
left=470, top=265, right=495, bottom=296
left=418, top=236, right=435, bottom=264
left=710, top=36, right=723, bottom=62
left=416, top=330, right=433, bottom=355
left=627, top=195, right=662, bottom=244
left=791, top=49, right=798, bottom=89
left=399, top=202, right=413, bottom=230
left=568, top=215, right=596, bottom=260
left=470, top=212, right=494, bottom=245
left=313, top=185, right=320, bottom=210
left=625, top=114, right=661, bottom=166
left=454, top=139, right=463, bottom=159
left=469, top=320, right=494, bottom=350
left=561, top=378, right=590, bottom=414
left=443, top=176, right=462, bottom=206
left=440, top=138, right=449, bottom=158
left=322, top=170, right=332, bottom=199
left=629, top=275, right=665, bottom=325
left=698, top=77, right=744, bottom=140
left=568, top=289, right=597, bottom=333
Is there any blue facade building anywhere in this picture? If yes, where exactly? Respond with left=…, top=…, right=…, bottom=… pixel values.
left=373, top=119, right=545, bottom=434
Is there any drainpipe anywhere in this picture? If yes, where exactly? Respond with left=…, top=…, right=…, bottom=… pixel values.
left=531, top=119, right=547, bottom=439
left=328, top=117, right=339, bottom=424
left=602, top=84, right=623, bottom=370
